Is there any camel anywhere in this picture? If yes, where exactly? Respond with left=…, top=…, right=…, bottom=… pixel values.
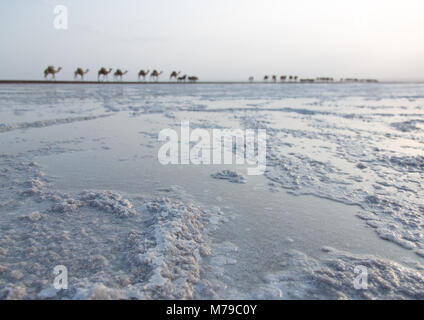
left=170, top=71, right=181, bottom=80
left=98, top=68, right=113, bottom=81
left=280, top=75, right=287, bottom=82
left=113, top=69, right=128, bottom=81
left=44, top=66, right=62, bottom=80
left=188, top=76, right=198, bottom=82
left=150, top=70, right=163, bottom=81
left=177, top=75, right=187, bottom=82
left=74, top=68, right=89, bottom=80
left=272, top=75, right=277, bottom=82
left=294, top=76, right=298, bottom=82
left=138, top=70, right=150, bottom=81
left=264, top=75, right=269, bottom=81
left=248, top=76, right=254, bottom=82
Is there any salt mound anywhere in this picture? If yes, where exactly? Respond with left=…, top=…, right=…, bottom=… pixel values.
left=391, top=120, right=424, bottom=132
left=262, top=248, right=424, bottom=300
left=388, top=155, right=424, bottom=171
left=127, top=198, right=212, bottom=299
left=80, top=191, right=136, bottom=217
left=51, top=198, right=83, bottom=213
left=211, top=170, right=247, bottom=184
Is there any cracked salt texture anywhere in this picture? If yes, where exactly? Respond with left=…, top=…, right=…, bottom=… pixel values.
left=2, top=83, right=424, bottom=299
left=0, top=115, right=111, bottom=133
left=262, top=247, right=424, bottom=299
left=0, top=154, right=229, bottom=299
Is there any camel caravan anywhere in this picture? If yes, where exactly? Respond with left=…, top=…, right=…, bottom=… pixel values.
left=44, top=66, right=375, bottom=84
left=43, top=66, right=199, bottom=83
left=254, top=75, right=299, bottom=82
left=251, top=75, right=378, bottom=83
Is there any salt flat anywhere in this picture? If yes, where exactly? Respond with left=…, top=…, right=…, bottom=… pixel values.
left=0, top=83, right=424, bottom=299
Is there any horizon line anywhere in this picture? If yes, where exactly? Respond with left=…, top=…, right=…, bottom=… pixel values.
left=1, top=80, right=423, bottom=85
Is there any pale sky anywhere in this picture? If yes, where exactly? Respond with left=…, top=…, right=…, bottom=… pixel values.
left=0, top=0, right=423, bottom=81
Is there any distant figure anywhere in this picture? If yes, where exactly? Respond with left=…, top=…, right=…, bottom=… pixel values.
left=289, top=76, right=293, bottom=82
left=272, top=75, right=277, bottom=82
left=294, top=76, right=298, bottom=82
left=177, top=74, right=187, bottom=82
left=113, top=69, right=128, bottom=81
left=138, top=70, right=150, bottom=81
left=188, top=76, right=198, bottom=82
left=170, top=71, right=181, bottom=80
left=280, top=75, right=287, bottom=82
left=44, top=66, right=62, bottom=80
left=98, top=68, right=113, bottom=81
left=248, top=76, right=254, bottom=82
left=316, top=77, right=334, bottom=82
left=74, top=68, right=89, bottom=80
left=264, top=75, right=269, bottom=81
left=150, top=70, right=163, bottom=81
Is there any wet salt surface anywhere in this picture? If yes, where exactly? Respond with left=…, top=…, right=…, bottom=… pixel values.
left=1, top=83, right=424, bottom=299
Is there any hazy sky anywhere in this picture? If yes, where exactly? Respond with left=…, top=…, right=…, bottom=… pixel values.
left=0, top=0, right=423, bottom=81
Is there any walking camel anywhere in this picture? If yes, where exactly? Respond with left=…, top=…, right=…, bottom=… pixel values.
left=150, top=70, right=163, bottom=81
left=74, top=68, right=89, bottom=80
left=44, top=66, right=62, bottom=80
left=98, top=68, right=113, bottom=81
left=138, top=70, right=150, bottom=81
left=113, top=69, right=128, bottom=81
left=177, top=75, right=187, bottom=82
left=188, top=76, right=198, bottom=82
left=170, top=71, right=181, bottom=80
left=264, top=75, right=269, bottom=82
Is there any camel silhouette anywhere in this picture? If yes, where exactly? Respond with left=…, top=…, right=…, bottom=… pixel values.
left=150, top=70, right=163, bottom=81
left=98, top=68, right=113, bottom=81
left=138, top=70, right=150, bottom=81
left=44, top=66, right=62, bottom=80
left=170, top=71, right=181, bottom=80
left=177, top=75, right=187, bottom=82
left=74, top=68, right=89, bottom=80
left=113, top=69, right=128, bottom=81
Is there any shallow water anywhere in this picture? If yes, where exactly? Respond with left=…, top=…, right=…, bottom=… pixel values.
left=1, top=83, right=424, bottom=299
